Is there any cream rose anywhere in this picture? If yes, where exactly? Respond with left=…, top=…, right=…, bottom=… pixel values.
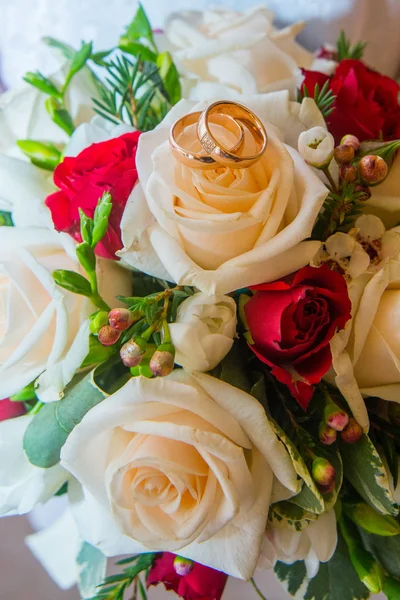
left=330, top=224, right=400, bottom=429
left=0, top=415, right=67, bottom=516
left=169, top=293, right=237, bottom=371
left=0, top=227, right=130, bottom=401
left=61, top=370, right=298, bottom=579
left=164, top=6, right=328, bottom=99
left=119, top=94, right=328, bottom=295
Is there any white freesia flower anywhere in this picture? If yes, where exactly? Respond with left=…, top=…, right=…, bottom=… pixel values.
left=329, top=223, right=400, bottom=428
left=169, top=293, right=237, bottom=371
left=263, top=510, right=337, bottom=578
left=119, top=94, right=328, bottom=295
left=0, top=227, right=130, bottom=401
left=61, top=370, right=298, bottom=580
left=0, top=64, right=99, bottom=157
left=298, top=126, right=334, bottom=168
left=0, top=415, right=67, bottom=516
left=164, top=6, right=326, bottom=99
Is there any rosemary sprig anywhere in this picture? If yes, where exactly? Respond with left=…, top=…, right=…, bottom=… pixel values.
left=297, top=80, right=336, bottom=118
left=89, top=554, right=155, bottom=600
left=312, top=182, right=366, bottom=241
left=336, top=30, right=367, bottom=61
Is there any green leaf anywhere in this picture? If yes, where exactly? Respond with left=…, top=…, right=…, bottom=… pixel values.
left=119, top=38, right=158, bottom=62
left=10, top=381, right=37, bottom=402
left=156, top=51, right=181, bottom=105
left=361, top=529, right=400, bottom=578
left=336, top=30, right=367, bottom=61
left=53, top=269, right=92, bottom=297
left=92, top=355, right=131, bottom=395
left=76, top=242, right=96, bottom=276
left=359, top=139, right=400, bottom=165
left=63, top=41, right=93, bottom=92
left=339, top=434, right=398, bottom=516
left=217, top=340, right=251, bottom=393
left=16, top=139, right=62, bottom=171
left=269, top=501, right=317, bottom=532
left=23, top=71, right=61, bottom=97
left=77, top=542, right=107, bottom=599
left=92, top=192, right=112, bottom=247
left=42, top=36, right=75, bottom=59
left=274, top=533, right=370, bottom=599
left=90, top=49, right=114, bottom=66
left=81, top=335, right=116, bottom=368
left=0, top=211, right=13, bottom=226
left=79, top=209, right=94, bottom=246
left=23, top=371, right=104, bottom=468
left=124, top=3, right=155, bottom=48
left=45, top=97, right=75, bottom=136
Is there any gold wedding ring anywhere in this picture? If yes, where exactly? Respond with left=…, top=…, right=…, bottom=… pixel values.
left=197, top=101, right=268, bottom=169
left=170, top=111, right=245, bottom=169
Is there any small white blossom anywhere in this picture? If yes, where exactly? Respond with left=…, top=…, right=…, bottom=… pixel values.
left=298, top=126, right=334, bottom=168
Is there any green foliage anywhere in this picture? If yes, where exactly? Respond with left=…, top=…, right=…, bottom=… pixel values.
left=81, top=335, right=116, bottom=368
left=361, top=528, right=400, bottom=579
left=16, top=140, right=62, bottom=170
left=92, top=355, right=131, bottom=395
left=23, top=371, right=104, bottom=468
left=23, top=71, right=61, bottom=97
left=123, top=3, right=156, bottom=50
left=45, top=97, right=75, bottom=135
left=63, top=41, right=93, bottom=92
left=275, top=533, right=370, bottom=599
left=92, top=192, right=113, bottom=247
left=157, top=51, right=182, bottom=106
left=42, top=36, right=75, bottom=59
left=77, top=543, right=107, bottom=600
left=52, top=269, right=93, bottom=297
left=312, top=183, right=366, bottom=241
left=89, top=553, right=156, bottom=600
left=297, top=80, right=336, bottom=118
left=359, top=139, right=400, bottom=166
left=10, top=381, right=37, bottom=402
left=0, top=211, right=13, bottom=226
left=269, top=501, right=317, bottom=532
left=336, top=30, right=367, bottom=61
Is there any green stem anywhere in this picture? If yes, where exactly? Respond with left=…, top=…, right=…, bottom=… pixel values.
left=29, top=401, right=44, bottom=415
left=322, top=167, right=338, bottom=193
left=250, top=578, right=268, bottom=600
left=91, top=292, right=110, bottom=312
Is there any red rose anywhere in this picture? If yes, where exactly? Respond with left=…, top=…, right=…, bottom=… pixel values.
left=244, top=265, right=351, bottom=409
left=147, top=553, right=228, bottom=600
left=0, top=398, right=26, bottom=422
left=301, top=59, right=400, bottom=143
left=45, top=132, right=141, bottom=259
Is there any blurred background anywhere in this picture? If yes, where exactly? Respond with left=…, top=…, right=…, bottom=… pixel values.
left=0, top=0, right=398, bottom=598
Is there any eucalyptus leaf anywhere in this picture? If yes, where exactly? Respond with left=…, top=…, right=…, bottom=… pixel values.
left=23, top=371, right=104, bottom=468
left=274, top=534, right=369, bottom=600
left=339, top=434, right=398, bottom=516
left=77, top=542, right=107, bottom=599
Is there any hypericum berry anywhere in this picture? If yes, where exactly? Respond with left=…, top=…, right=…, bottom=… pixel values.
left=149, top=343, right=175, bottom=377
left=324, top=403, right=349, bottom=432
left=108, top=308, right=134, bottom=331
left=340, top=417, right=363, bottom=444
left=318, top=480, right=336, bottom=495
left=339, top=163, right=358, bottom=183
left=334, top=144, right=355, bottom=164
left=98, top=325, right=121, bottom=346
left=120, top=337, right=147, bottom=367
left=90, top=311, right=109, bottom=334
left=312, top=457, right=336, bottom=487
left=173, top=556, right=194, bottom=577
left=358, top=155, right=388, bottom=185
left=340, top=134, right=360, bottom=152
left=319, top=422, right=337, bottom=445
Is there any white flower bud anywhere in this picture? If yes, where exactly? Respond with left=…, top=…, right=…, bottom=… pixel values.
left=298, top=127, right=335, bottom=169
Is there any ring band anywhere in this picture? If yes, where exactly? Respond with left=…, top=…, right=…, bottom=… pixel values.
left=170, top=111, right=245, bottom=169
left=197, top=101, right=268, bottom=169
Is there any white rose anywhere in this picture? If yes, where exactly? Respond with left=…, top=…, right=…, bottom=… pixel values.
left=164, top=7, right=324, bottom=99
left=330, top=225, right=400, bottom=428
left=298, top=126, right=334, bottom=168
left=169, top=293, right=237, bottom=371
left=0, top=64, right=99, bottom=157
left=119, top=94, right=328, bottom=295
left=0, top=227, right=130, bottom=401
left=61, top=370, right=298, bottom=579
left=0, top=415, right=67, bottom=516
left=263, top=510, right=337, bottom=578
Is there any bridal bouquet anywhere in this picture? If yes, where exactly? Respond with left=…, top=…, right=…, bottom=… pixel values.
left=2, top=4, right=400, bottom=600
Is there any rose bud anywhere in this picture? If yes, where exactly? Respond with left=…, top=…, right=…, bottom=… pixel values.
left=98, top=325, right=121, bottom=346
left=312, top=457, right=336, bottom=487
left=324, top=401, right=349, bottom=432
left=334, top=144, right=355, bottom=164
left=120, top=336, right=147, bottom=367
left=340, top=134, right=360, bottom=152
left=173, top=556, right=194, bottom=577
left=149, top=343, right=175, bottom=377
left=319, top=421, right=337, bottom=445
left=108, top=308, right=134, bottom=331
left=298, top=126, right=335, bottom=169
left=89, top=310, right=109, bottom=334
left=355, top=183, right=371, bottom=201
left=339, top=163, right=358, bottom=183
left=340, top=417, right=363, bottom=444
left=358, top=155, right=388, bottom=185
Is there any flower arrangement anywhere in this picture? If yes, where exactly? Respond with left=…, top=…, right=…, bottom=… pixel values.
left=1, top=4, right=400, bottom=600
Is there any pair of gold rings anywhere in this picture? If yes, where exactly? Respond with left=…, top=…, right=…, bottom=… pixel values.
left=169, top=101, right=268, bottom=170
